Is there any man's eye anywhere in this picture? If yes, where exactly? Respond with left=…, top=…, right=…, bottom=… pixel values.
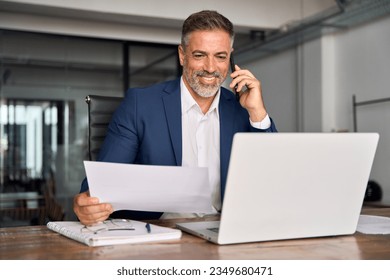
left=193, top=54, right=205, bottom=59
left=217, top=55, right=227, bottom=60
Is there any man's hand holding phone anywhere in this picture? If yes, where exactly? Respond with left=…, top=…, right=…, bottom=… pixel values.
left=229, top=55, right=268, bottom=123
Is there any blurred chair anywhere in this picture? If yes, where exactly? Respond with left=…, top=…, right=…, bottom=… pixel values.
left=85, top=95, right=123, bottom=161
left=86, top=95, right=158, bottom=221
left=41, top=169, right=65, bottom=223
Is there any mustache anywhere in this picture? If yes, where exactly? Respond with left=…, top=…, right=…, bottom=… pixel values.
left=194, top=70, right=222, bottom=78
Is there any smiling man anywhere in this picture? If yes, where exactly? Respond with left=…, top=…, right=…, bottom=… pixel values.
left=74, top=10, right=277, bottom=225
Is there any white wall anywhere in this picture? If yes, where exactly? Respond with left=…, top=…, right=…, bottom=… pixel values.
left=334, top=16, right=390, bottom=131
left=243, top=49, right=298, bottom=132
left=334, top=16, right=390, bottom=202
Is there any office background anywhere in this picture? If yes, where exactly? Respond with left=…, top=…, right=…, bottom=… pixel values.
left=0, top=0, right=389, bottom=226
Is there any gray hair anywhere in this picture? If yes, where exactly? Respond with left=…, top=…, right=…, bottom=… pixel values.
left=181, top=10, right=235, bottom=49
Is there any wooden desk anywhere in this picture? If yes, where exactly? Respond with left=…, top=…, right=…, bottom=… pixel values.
left=1, top=207, right=390, bottom=260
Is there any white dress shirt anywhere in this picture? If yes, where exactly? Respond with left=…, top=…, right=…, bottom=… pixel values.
left=160, top=77, right=271, bottom=219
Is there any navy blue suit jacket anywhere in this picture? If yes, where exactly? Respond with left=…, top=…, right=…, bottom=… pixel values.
left=81, top=78, right=277, bottom=219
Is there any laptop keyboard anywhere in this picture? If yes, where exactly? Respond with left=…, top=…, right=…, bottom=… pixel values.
left=207, top=227, right=219, bottom=233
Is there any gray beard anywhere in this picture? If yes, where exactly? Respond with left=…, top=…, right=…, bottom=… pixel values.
left=184, top=69, right=225, bottom=98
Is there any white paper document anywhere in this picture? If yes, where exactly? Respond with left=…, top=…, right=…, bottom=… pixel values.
left=83, top=161, right=213, bottom=213
left=357, top=214, right=390, bottom=234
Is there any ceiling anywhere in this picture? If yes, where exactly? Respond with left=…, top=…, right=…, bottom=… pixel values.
left=0, top=0, right=337, bottom=43
left=0, top=0, right=389, bottom=62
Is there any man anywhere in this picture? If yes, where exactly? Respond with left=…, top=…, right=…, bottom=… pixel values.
left=74, top=10, right=277, bottom=225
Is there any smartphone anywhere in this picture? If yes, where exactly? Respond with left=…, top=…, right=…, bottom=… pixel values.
left=230, top=54, right=236, bottom=74
left=230, top=55, right=240, bottom=101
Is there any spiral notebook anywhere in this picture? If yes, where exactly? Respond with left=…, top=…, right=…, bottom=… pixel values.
left=47, top=220, right=182, bottom=247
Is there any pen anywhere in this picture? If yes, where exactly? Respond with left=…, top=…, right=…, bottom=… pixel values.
left=145, top=223, right=151, bottom=233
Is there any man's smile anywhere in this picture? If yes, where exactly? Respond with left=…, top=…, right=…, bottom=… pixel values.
left=200, top=76, right=217, bottom=83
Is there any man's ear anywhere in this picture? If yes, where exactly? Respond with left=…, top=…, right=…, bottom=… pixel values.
left=178, top=45, right=185, bottom=66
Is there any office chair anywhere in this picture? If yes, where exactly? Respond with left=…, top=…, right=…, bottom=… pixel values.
left=85, top=95, right=162, bottom=221
left=85, top=95, right=123, bottom=161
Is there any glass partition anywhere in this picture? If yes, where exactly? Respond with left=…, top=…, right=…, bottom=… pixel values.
left=0, top=30, right=179, bottom=226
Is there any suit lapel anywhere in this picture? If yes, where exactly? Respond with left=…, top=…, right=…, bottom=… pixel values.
left=219, top=89, right=236, bottom=199
left=162, top=79, right=182, bottom=166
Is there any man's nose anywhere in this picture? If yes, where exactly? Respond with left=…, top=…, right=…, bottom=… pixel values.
left=203, top=57, right=217, bottom=73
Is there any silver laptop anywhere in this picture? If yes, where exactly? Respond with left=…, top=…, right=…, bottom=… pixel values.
left=176, top=133, right=379, bottom=245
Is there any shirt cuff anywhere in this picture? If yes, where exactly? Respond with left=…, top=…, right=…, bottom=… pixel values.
left=250, top=114, right=271, bottom=130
